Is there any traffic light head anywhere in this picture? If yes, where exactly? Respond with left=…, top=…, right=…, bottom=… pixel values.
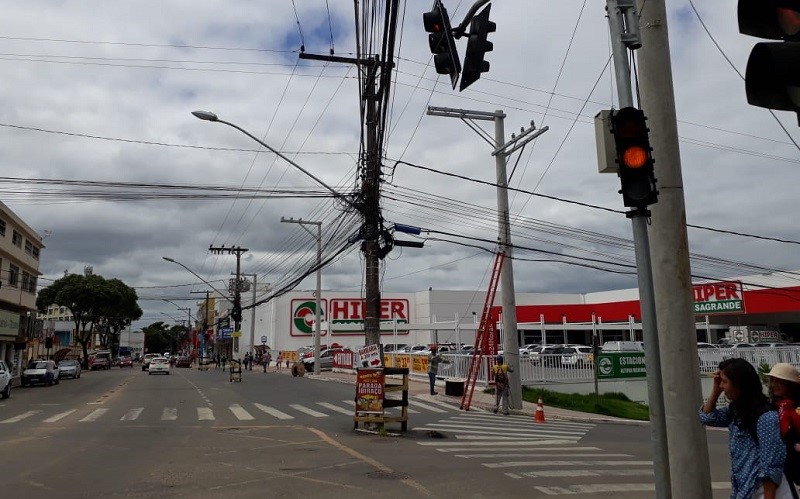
left=459, top=3, right=495, bottom=91
left=738, top=1, right=800, bottom=118
left=423, top=1, right=461, bottom=89
left=610, top=107, right=658, bottom=209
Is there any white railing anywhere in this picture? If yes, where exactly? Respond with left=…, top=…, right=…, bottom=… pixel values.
left=698, top=347, right=800, bottom=374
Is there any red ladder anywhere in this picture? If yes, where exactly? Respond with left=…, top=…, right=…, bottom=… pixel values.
left=460, top=251, right=505, bottom=411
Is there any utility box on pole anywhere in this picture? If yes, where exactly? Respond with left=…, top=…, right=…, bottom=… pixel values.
left=594, top=110, right=619, bottom=174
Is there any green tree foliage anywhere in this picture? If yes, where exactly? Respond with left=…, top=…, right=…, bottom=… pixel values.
left=36, top=273, right=142, bottom=364
left=141, top=321, right=188, bottom=355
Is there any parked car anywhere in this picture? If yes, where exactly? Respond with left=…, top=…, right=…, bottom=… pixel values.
left=600, top=341, right=643, bottom=353
left=21, top=360, right=60, bottom=387
left=175, top=355, right=191, bottom=368
left=119, top=356, right=133, bottom=368
left=141, top=353, right=158, bottom=371
left=89, top=355, right=111, bottom=370
left=730, top=343, right=755, bottom=349
left=148, top=357, right=171, bottom=375
left=696, top=342, right=718, bottom=349
left=383, top=343, right=408, bottom=352
left=529, top=345, right=566, bottom=365
left=302, top=348, right=342, bottom=372
left=0, top=360, right=11, bottom=399
left=58, top=359, right=82, bottom=379
left=519, top=344, right=540, bottom=356
left=561, top=346, right=593, bottom=367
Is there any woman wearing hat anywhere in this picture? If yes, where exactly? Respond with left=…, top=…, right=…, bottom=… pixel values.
left=769, top=363, right=800, bottom=489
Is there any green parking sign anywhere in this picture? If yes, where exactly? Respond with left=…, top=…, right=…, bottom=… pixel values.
left=596, top=352, right=646, bottom=379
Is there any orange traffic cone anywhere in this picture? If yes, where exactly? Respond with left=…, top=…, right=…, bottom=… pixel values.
left=534, top=396, right=546, bottom=423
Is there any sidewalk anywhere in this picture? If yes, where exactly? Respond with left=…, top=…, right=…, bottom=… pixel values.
left=284, top=367, right=647, bottom=426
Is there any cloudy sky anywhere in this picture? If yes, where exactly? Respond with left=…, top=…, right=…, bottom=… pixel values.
left=3, top=1, right=798, bottom=327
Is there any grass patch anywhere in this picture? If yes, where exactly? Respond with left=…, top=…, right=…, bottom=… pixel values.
left=522, top=387, right=650, bottom=421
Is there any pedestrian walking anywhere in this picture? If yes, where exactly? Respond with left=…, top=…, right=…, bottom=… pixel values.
left=221, top=355, right=227, bottom=370
left=768, top=363, right=800, bottom=489
left=427, top=347, right=450, bottom=396
left=492, top=355, right=512, bottom=415
left=276, top=353, right=282, bottom=371
left=243, top=352, right=251, bottom=371
left=701, top=358, right=793, bottom=499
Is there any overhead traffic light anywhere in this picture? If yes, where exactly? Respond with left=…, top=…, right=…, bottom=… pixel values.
left=423, top=1, right=461, bottom=89
left=738, top=0, right=800, bottom=120
left=610, top=107, right=658, bottom=209
left=460, top=3, right=495, bottom=91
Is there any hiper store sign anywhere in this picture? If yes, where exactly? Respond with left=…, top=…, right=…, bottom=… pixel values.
left=693, top=281, right=745, bottom=315
left=291, top=298, right=409, bottom=336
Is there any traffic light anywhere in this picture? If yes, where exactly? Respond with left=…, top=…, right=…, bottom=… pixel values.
left=423, top=1, right=461, bottom=89
left=460, top=3, right=495, bottom=91
left=738, top=1, right=800, bottom=119
left=610, top=107, right=658, bottom=209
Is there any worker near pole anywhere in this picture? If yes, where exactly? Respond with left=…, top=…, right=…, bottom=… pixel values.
left=492, top=355, right=512, bottom=415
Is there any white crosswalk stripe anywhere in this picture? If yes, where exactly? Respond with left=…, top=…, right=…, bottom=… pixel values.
left=44, top=409, right=77, bottom=423
left=254, top=403, right=294, bottom=420
left=289, top=404, right=328, bottom=418
left=120, top=408, right=144, bottom=421
left=161, top=408, right=177, bottom=421
left=407, top=399, right=447, bottom=413
left=197, top=407, right=215, bottom=421
left=229, top=404, right=254, bottom=420
left=342, top=399, right=420, bottom=414
left=317, top=402, right=353, bottom=415
left=80, top=408, right=108, bottom=422
left=1, top=410, right=42, bottom=423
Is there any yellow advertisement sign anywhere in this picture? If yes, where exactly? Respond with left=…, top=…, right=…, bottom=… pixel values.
left=412, top=356, right=428, bottom=374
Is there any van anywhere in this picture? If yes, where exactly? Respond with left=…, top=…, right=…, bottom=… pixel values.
left=601, top=341, right=643, bottom=353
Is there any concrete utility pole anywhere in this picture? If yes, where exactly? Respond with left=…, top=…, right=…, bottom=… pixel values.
left=635, top=0, right=712, bottom=496
left=281, top=217, right=323, bottom=375
left=236, top=273, right=258, bottom=359
left=426, top=106, right=548, bottom=410
left=605, top=1, right=670, bottom=498
left=209, top=245, right=248, bottom=356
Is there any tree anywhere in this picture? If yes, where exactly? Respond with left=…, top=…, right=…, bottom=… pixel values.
left=36, top=273, right=142, bottom=366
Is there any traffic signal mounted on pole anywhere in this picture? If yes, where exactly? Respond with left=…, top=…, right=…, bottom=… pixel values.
left=610, top=107, right=658, bottom=210
left=738, top=0, right=800, bottom=122
left=423, top=1, right=461, bottom=89
left=460, top=3, right=495, bottom=91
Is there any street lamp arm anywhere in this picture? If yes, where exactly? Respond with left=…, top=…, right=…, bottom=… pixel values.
left=161, top=256, right=234, bottom=305
left=192, top=111, right=355, bottom=208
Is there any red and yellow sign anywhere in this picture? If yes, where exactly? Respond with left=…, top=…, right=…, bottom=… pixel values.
left=356, top=369, right=384, bottom=414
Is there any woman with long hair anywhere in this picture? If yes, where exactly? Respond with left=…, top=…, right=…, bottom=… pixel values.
left=701, top=358, right=791, bottom=499
left=768, top=363, right=800, bottom=490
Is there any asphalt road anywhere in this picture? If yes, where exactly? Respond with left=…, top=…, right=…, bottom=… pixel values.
left=0, top=365, right=735, bottom=498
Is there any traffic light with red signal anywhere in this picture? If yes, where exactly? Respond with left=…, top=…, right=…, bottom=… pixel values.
left=738, top=0, right=800, bottom=120
left=610, top=107, right=658, bottom=209
left=460, top=4, right=495, bottom=91
left=423, top=1, right=461, bottom=89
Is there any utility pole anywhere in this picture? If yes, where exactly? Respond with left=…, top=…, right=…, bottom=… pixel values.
left=605, top=1, right=671, bottom=498
left=635, top=0, right=712, bottom=496
left=209, top=245, right=248, bottom=356
left=426, top=106, right=547, bottom=410
left=237, top=273, right=259, bottom=360
left=281, top=217, right=323, bottom=374
left=190, top=290, right=212, bottom=361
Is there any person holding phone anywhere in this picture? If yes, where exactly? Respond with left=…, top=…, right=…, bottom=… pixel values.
left=700, top=358, right=791, bottom=499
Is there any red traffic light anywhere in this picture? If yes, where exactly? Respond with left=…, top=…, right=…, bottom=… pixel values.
left=621, top=146, right=649, bottom=169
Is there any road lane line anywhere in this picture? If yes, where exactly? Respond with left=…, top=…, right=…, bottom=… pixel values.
left=484, top=460, right=653, bottom=469
left=420, top=423, right=586, bottom=436
left=407, top=400, right=447, bottom=413
left=253, top=403, right=294, bottom=420
left=416, top=439, right=576, bottom=447
left=43, top=410, right=76, bottom=423
left=79, top=409, right=108, bottom=422
left=317, top=402, right=353, bottom=415
left=456, top=453, right=630, bottom=459
left=535, top=484, right=656, bottom=495
left=197, top=407, right=215, bottom=420
left=346, top=399, right=419, bottom=413
left=229, top=404, right=255, bottom=420
left=521, top=469, right=653, bottom=478
left=289, top=404, right=328, bottom=418
left=161, top=408, right=178, bottom=421
left=1, top=410, right=42, bottom=423
left=120, top=408, right=144, bottom=421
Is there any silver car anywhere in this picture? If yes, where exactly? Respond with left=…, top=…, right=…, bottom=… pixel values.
left=58, top=359, right=82, bottom=379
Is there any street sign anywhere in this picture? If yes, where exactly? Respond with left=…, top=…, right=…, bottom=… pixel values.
left=357, top=344, right=383, bottom=368
left=596, top=352, right=646, bottom=379
left=260, top=335, right=267, bottom=343
left=231, top=331, right=242, bottom=338
left=693, top=281, right=745, bottom=315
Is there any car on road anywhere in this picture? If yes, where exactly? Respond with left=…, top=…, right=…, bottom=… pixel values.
left=175, top=355, right=191, bottom=368
left=119, top=356, right=133, bottom=368
left=141, top=353, right=158, bottom=371
left=302, top=348, right=342, bottom=372
left=58, top=359, right=82, bottom=379
left=21, top=360, right=60, bottom=387
left=148, top=357, right=171, bottom=375
left=0, top=360, right=11, bottom=399
left=89, top=355, right=111, bottom=370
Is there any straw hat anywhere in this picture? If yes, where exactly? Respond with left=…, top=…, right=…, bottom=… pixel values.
left=768, top=363, right=800, bottom=384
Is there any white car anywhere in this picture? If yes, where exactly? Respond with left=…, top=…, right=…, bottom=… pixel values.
left=148, top=357, right=171, bottom=375
left=561, top=346, right=593, bottom=367
left=21, top=360, right=60, bottom=387
left=0, top=360, right=11, bottom=399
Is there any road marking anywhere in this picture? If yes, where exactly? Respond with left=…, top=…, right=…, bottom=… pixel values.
left=407, top=400, right=447, bottom=413
left=317, top=402, right=353, bottom=415
left=1, top=410, right=42, bottom=423
left=229, top=404, right=255, bottom=420
left=418, top=424, right=585, bottom=438
left=417, top=439, right=577, bottom=447
left=120, top=408, right=144, bottom=421
left=484, top=460, right=653, bottom=469
left=456, top=453, right=630, bottom=459
left=79, top=409, right=108, bottom=422
left=161, top=408, right=178, bottom=421
left=253, top=403, right=294, bottom=420
left=535, top=483, right=659, bottom=495
left=43, top=410, right=77, bottom=423
left=521, top=469, right=653, bottom=478
left=197, top=407, right=215, bottom=421
left=447, top=416, right=594, bottom=430
left=289, top=404, right=328, bottom=418
left=346, top=399, right=419, bottom=413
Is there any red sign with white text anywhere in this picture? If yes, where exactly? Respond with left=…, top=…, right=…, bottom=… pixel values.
left=291, top=298, right=410, bottom=336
